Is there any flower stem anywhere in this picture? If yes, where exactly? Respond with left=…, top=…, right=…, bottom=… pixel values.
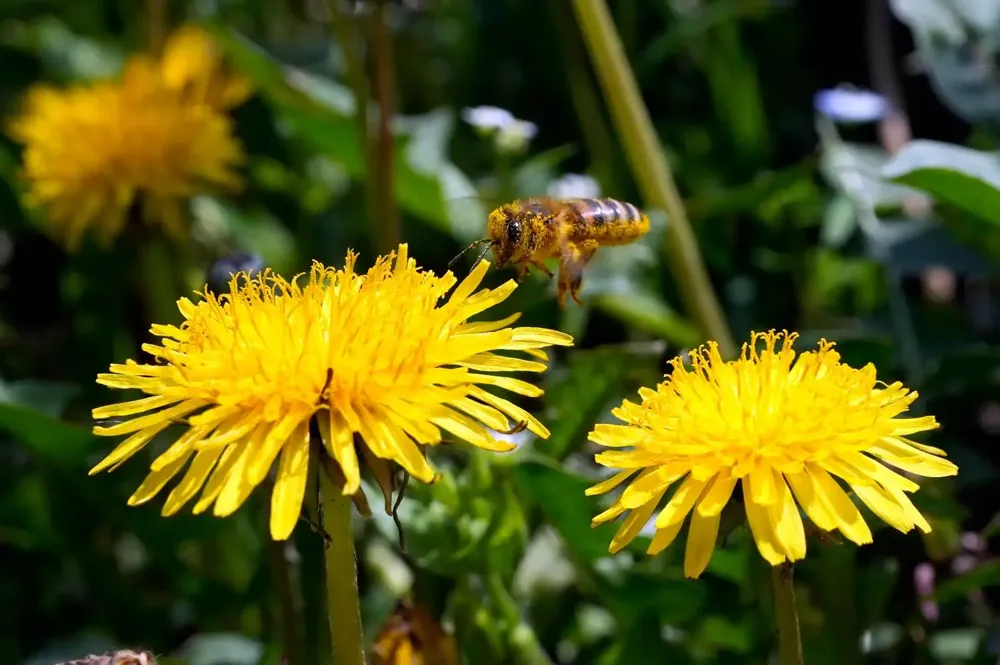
left=569, top=0, right=736, bottom=358
left=319, top=463, right=367, bottom=665
left=484, top=573, right=554, bottom=665
left=146, top=0, right=165, bottom=54
left=772, top=563, right=804, bottom=665
left=370, top=0, right=401, bottom=253
left=265, top=526, right=305, bottom=664
left=326, top=0, right=380, bottom=247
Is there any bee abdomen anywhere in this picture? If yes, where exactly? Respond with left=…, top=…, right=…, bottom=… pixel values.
left=568, top=198, right=649, bottom=241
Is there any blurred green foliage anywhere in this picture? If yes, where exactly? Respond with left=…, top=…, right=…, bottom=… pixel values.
left=3, top=0, right=1000, bottom=664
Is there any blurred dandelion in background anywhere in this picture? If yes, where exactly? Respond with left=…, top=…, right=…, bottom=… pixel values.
left=158, top=25, right=253, bottom=111
left=89, top=244, right=572, bottom=540
left=587, top=330, right=958, bottom=579
left=6, top=26, right=248, bottom=251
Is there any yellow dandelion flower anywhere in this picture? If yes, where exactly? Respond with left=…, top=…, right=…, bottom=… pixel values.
left=7, top=57, right=244, bottom=250
left=89, top=245, right=573, bottom=540
left=587, top=330, right=958, bottom=579
left=159, top=25, right=253, bottom=111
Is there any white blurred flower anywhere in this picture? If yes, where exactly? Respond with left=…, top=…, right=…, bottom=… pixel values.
left=462, top=106, right=539, bottom=154
left=487, top=427, right=533, bottom=450
left=814, top=86, right=889, bottom=124
left=495, top=119, right=538, bottom=155
left=461, top=105, right=516, bottom=132
left=548, top=173, right=601, bottom=199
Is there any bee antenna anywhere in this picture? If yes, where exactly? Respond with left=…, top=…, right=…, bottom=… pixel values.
left=472, top=241, right=495, bottom=267
left=447, top=239, right=494, bottom=271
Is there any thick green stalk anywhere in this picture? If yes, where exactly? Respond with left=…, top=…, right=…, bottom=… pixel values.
left=320, top=464, right=367, bottom=665
left=569, top=0, right=736, bottom=357
left=772, top=563, right=804, bottom=665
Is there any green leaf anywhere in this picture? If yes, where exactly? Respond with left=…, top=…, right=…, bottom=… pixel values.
left=604, top=568, right=709, bottom=624
left=183, top=633, right=264, bottom=665
left=882, top=140, right=1000, bottom=225
left=191, top=196, right=297, bottom=277
left=511, top=458, right=616, bottom=564
left=0, top=17, right=123, bottom=81
left=0, top=401, right=96, bottom=468
left=0, top=475, right=56, bottom=550
left=889, top=0, right=968, bottom=42
left=860, top=623, right=903, bottom=655
left=22, top=634, right=120, bottom=665
left=889, top=0, right=1000, bottom=122
left=0, top=378, right=78, bottom=418
left=820, top=194, right=858, bottom=248
left=541, top=345, right=658, bottom=460
left=695, top=615, right=754, bottom=654
left=511, top=145, right=576, bottom=197
left=591, top=291, right=701, bottom=348
left=928, top=628, right=983, bottom=661
left=934, top=559, right=1000, bottom=603
left=820, top=141, right=923, bottom=207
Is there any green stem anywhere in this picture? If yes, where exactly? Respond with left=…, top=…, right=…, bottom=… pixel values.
left=138, top=238, right=182, bottom=326
left=772, top=563, right=804, bottom=665
left=265, top=525, right=305, bottom=664
left=569, top=0, right=736, bottom=357
left=484, top=573, right=554, bottom=665
left=493, top=149, right=515, bottom=202
left=547, top=0, right=620, bottom=193
left=327, top=0, right=380, bottom=245
left=146, top=0, right=165, bottom=54
left=320, top=463, right=367, bottom=665
left=370, top=0, right=401, bottom=253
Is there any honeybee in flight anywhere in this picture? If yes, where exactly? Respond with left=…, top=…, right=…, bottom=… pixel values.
left=449, top=197, right=651, bottom=308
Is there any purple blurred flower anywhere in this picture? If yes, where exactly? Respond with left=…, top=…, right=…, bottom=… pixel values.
left=920, top=600, right=940, bottom=623
left=914, top=562, right=935, bottom=596
left=961, top=531, right=987, bottom=553
left=914, top=563, right=939, bottom=622
left=953, top=553, right=980, bottom=575
left=814, top=86, right=889, bottom=123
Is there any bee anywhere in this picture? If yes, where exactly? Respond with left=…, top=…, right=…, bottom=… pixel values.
left=448, top=197, right=651, bottom=308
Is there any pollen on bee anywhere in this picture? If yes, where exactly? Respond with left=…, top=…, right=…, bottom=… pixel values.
left=462, top=196, right=650, bottom=309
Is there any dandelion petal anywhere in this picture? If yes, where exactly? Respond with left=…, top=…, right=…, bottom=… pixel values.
left=685, top=510, right=722, bottom=578
left=271, top=422, right=310, bottom=540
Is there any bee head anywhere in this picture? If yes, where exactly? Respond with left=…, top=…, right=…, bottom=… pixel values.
left=487, top=204, right=524, bottom=268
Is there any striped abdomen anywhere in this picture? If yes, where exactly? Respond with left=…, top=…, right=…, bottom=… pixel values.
left=563, top=197, right=650, bottom=245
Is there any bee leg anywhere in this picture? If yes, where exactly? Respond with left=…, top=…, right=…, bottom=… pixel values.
left=556, top=278, right=569, bottom=308
left=530, top=260, right=554, bottom=279
left=515, top=261, right=531, bottom=283
left=559, top=240, right=599, bottom=307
